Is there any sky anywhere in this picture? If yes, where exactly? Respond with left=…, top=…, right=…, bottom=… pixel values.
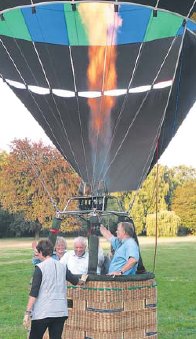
left=0, top=79, right=196, bottom=168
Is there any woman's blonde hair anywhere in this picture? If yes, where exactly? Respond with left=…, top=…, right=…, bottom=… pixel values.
left=55, top=236, right=67, bottom=248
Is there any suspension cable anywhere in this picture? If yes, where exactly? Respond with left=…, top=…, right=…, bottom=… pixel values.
left=102, top=36, right=178, bottom=183
left=153, top=143, right=159, bottom=273
left=96, top=8, right=152, bottom=183
left=17, top=141, right=60, bottom=214
left=2, top=7, right=86, bottom=182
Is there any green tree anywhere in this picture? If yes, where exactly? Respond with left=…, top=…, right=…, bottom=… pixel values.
left=170, top=165, right=196, bottom=184
left=121, top=165, right=170, bottom=234
left=0, top=151, right=8, bottom=169
left=172, top=180, right=196, bottom=234
left=0, top=139, right=80, bottom=235
left=7, top=212, right=41, bottom=237
left=146, top=210, right=181, bottom=237
left=0, top=207, right=14, bottom=238
left=119, top=165, right=196, bottom=235
left=166, top=166, right=196, bottom=209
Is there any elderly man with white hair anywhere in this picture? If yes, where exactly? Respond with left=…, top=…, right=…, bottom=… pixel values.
left=60, top=236, right=104, bottom=274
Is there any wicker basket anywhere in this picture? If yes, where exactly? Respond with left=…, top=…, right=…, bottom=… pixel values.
left=44, top=272, right=157, bottom=339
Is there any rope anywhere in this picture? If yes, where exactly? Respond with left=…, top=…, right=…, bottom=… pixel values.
left=153, top=143, right=159, bottom=273
left=1, top=7, right=92, bottom=210
left=96, top=5, right=156, bottom=184
left=97, top=3, right=194, bottom=188
left=155, top=0, right=160, bottom=10
left=16, top=141, right=60, bottom=213
left=97, top=41, right=145, bottom=184
left=187, top=0, right=196, bottom=18
left=68, top=3, right=91, bottom=186
left=1, top=9, right=91, bottom=210
left=96, top=10, right=156, bottom=184
left=1, top=3, right=193, bottom=193
left=0, top=37, right=72, bottom=169
left=126, top=127, right=163, bottom=215
left=151, top=15, right=191, bottom=273
left=157, top=4, right=195, bottom=156
left=102, top=36, right=178, bottom=183
left=127, top=161, right=159, bottom=216
left=2, top=7, right=87, bottom=182
left=68, top=43, right=91, bottom=186
left=151, top=16, right=189, bottom=163
left=0, top=34, right=72, bottom=214
left=2, top=3, right=193, bottom=193
left=102, top=6, right=190, bottom=186
left=29, top=13, right=84, bottom=179
left=172, top=49, right=184, bottom=137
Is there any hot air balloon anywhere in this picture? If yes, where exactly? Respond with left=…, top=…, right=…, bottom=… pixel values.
left=1, top=1, right=196, bottom=338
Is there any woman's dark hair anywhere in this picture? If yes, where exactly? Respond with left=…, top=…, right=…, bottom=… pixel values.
left=36, top=239, right=53, bottom=257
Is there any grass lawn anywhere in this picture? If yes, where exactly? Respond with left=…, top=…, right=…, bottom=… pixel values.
left=0, top=238, right=195, bottom=339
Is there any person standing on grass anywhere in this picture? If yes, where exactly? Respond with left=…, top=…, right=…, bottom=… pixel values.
left=100, top=222, right=139, bottom=276
left=23, top=239, right=78, bottom=339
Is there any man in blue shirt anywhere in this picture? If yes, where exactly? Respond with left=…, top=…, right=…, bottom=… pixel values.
left=100, top=222, right=139, bottom=276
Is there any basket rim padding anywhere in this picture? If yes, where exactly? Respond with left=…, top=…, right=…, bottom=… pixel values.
left=76, top=272, right=155, bottom=282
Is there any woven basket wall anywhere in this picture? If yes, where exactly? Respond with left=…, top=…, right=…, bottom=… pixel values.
left=43, top=273, right=157, bottom=339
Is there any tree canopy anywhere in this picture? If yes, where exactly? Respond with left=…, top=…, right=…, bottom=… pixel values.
left=0, top=140, right=195, bottom=237
left=0, top=139, right=80, bottom=233
left=172, top=180, right=196, bottom=234
left=120, top=165, right=196, bottom=235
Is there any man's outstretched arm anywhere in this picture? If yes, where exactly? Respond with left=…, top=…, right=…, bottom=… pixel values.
left=100, top=225, right=113, bottom=241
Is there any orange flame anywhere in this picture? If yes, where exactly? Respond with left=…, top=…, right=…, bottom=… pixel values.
left=79, top=4, right=122, bottom=144
left=88, top=45, right=117, bottom=133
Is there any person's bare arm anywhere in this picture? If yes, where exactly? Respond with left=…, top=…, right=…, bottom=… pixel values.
left=23, top=296, right=36, bottom=330
left=100, top=225, right=113, bottom=241
left=108, top=257, right=138, bottom=276
left=26, top=296, right=36, bottom=312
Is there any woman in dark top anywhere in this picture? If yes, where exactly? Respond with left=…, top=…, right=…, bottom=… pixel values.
left=23, top=239, right=79, bottom=339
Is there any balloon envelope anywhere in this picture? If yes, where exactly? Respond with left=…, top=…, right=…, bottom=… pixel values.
left=0, top=1, right=196, bottom=192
